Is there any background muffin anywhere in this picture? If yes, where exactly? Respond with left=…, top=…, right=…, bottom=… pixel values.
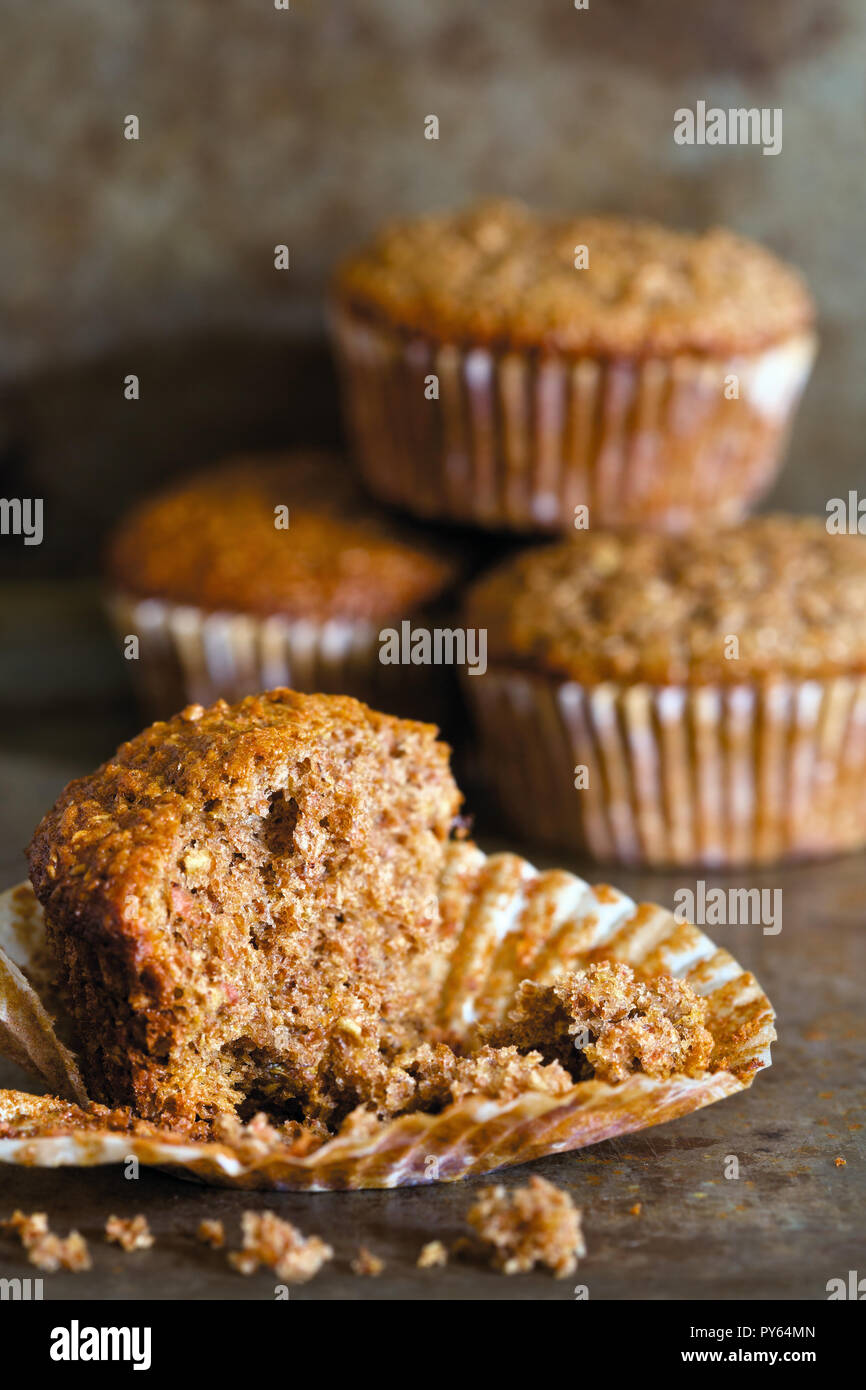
left=332, top=200, right=816, bottom=535
left=464, top=517, right=866, bottom=866
left=106, top=452, right=461, bottom=721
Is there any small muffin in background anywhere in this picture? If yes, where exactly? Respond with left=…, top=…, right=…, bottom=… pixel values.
left=105, top=452, right=461, bottom=721
left=464, top=516, right=866, bottom=867
left=332, top=199, right=816, bottom=535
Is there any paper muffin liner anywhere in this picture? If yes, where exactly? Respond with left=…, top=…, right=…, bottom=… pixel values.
left=465, top=668, right=866, bottom=867
left=0, top=844, right=775, bottom=1190
left=106, top=591, right=457, bottom=726
left=331, top=302, right=815, bottom=533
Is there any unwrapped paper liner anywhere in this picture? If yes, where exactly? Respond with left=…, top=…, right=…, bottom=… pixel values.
left=0, top=845, right=775, bottom=1190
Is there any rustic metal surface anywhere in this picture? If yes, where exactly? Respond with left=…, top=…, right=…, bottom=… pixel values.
left=0, top=597, right=862, bottom=1299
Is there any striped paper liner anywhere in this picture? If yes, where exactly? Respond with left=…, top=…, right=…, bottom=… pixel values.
left=0, top=848, right=774, bottom=1190
left=465, top=669, right=866, bottom=866
left=331, top=302, right=815, bottom=534
left=106, top=591, right=455, bottom=727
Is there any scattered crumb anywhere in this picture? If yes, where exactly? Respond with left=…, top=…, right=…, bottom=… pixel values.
left=197, top=1219, right=225, bottom=1249
left=1, top=1209, right=91, bottom=1273
left=466, top=1176, right=585, bottom=1278
left=351, top=1246, right=384, bottom=1277
left=228, top=1210, right=332, bottom=1284
left=105, top=1215, right=154, bottom=1252
left=834, top=1157, right=847, bottom=1168
left=629, top=1203, right=642, bottom=1217
left=417, top=1239, right=448, bottom=1269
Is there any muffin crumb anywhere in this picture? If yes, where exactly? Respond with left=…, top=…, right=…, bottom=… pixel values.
left=351, top=1246, right=384, bottom=1277
left=466, top=1176, right=584, bottom=1277
left=105, top=1214, right=153, bottom=1252
left=228, top=1210, right=332, bottom=1284
left=197, top=1219, right=225, bottom=1249
left=402, top=1041, right=574, bottom=1111
left=417, top=1239, right=449, bottom=1269
left=493, top=961, right=714, bottom=1083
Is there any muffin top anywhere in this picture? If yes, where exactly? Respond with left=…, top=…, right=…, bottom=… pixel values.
left=335, top=200, right=814, bottom=356
left=466, top=517, right=866, bottom=685
left=107, top=453, right=458, bottom=621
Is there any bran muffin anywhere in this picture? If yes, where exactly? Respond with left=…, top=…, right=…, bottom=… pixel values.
left=465, top=516, right=866, bottom=865
left=27, top=689, right=462, bottom=1128
left=332, top=199, right=815, bottom=534
left=105, top=452, right=461, bottom=720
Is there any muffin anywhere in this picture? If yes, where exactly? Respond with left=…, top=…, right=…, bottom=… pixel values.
left=464, top=517, right=866, bottom=866
left=332, top=200, right=816, bottom=534
left=105, top=452, right=461, bottom=720
left=27, top=690, right=462, bottom=1128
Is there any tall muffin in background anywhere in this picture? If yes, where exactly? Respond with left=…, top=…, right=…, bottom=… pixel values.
left=105, top=452, right=461, bottom=723
left=464, top=517, right=866, bottom=867
left=332, top=200, right=816, bottom=534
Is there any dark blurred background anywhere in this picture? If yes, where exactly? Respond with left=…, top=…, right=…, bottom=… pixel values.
left=1, top=0, right=863, bottom=574
left=0, top=0, right=864, bottom=863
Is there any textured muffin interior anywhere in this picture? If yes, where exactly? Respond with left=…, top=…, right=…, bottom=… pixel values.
left=28, top=693, right=461, bottom=1129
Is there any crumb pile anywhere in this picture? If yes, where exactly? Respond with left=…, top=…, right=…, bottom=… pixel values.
left=1, top=1209, right=91, bottom=1273
left=466, top=1176, right=585, bottom=1277
left=491, top=961, right=715, bottom=1083
left=28, top=690, right=461, bottom=1129
left=400, top=1042, right=574, bottom=1111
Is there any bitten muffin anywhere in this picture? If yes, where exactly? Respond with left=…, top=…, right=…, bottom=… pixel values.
left=105, top=452, right=461, bottom=720
left=28, top=690, right=462, bottom=1127
left=332, top=199, right=815, bottom=534
left=464, top=516, right=866, bottom=866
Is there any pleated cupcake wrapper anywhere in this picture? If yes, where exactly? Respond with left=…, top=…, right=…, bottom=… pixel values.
left=331, top=304, right=815, bottom=533
left=106, top=591, right=452, bottom=724
left=465, top=669, right=866, bottom=867
left=0, top=844, right=775, bottom=1190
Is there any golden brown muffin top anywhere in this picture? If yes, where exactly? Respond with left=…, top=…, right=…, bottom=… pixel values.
left=334, top=200, right=814, bottom=356
left=107, top=453, right=458, bottom=621
left=466, top=517, right=866, bottom=685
